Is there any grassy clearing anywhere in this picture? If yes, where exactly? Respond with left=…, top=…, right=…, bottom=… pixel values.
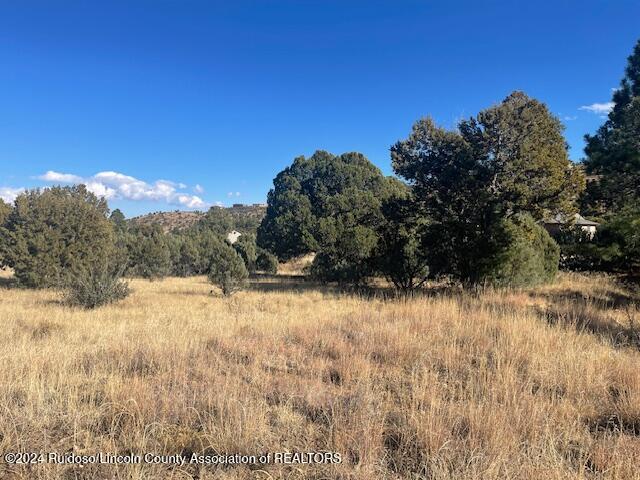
left=0, top=270, right=639, bottom=479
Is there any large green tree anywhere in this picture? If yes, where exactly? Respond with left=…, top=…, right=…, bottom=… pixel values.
left=258, top=150, right=402, bottom=283
left=392, top=92, right=583, bottom=284
left=0, top=186, right=115, bottom=288
left=582, top=39, right=640, bottom=215
left=0, top=199, right=11, bottom=226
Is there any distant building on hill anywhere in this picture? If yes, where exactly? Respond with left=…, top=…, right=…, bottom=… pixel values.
left=226, top=230, right=242, bottom=244
left=543, top=213, right=599, bottom=239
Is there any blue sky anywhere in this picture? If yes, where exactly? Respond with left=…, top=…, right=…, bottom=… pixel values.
left=0, top=1, right=638, bottom=217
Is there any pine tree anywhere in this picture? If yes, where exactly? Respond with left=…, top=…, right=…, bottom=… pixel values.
left=583, top=39, right=640, bottom=215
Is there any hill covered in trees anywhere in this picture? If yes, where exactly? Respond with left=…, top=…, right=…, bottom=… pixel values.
left=128, top=204, right=267, bottom=234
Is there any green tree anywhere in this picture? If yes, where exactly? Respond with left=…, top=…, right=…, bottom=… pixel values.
left=233, top=234, right=257, bottom=273
left=196, top=207, right=235, bottom=236
left=392, top=92, right=580, bottom=285
left=258, top=150, right=402, bottom=283
left=583, top=39, right=640, bottom=215
left=207, top=240, right=248, bottom=295
left=477, top=213, right=560, bottom=288
left=591, top=207, right=640, bottom=273
left=0, top=199, right=11, bottom=225
left=257, top=170, right=318, bottom=260
left=0, top=186, right=114, bottom=288
left=0, top=199, right=11, bottom=266
left=172, top=235, right=200, bottom=276
left=109, top=208, right=127, bottom=232
left=256, top=248, right=278, bottom=274
left=126, top=226, right=172, bottom=280
left=374, top=193, right=430, bottom=292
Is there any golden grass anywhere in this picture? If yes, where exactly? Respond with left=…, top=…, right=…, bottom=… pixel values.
left=0, top=271, right=639, bottom=479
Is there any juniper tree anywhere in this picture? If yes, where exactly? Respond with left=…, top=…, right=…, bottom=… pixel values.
left=0, top=186, right=115, bottom=288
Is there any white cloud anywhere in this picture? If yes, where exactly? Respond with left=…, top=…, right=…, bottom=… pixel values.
left=563, top=115, right=577, bottom=121
left=235, top=192, right=240, bottom=197
left=38, top=170, right=208, bottom=209
left=38, top=170, right=83, bottom=183
left=579, top=102, right=615, bottom=115
left=194, top=184, right=204, bottom=194
left=0, top=187, right=24, bottom=203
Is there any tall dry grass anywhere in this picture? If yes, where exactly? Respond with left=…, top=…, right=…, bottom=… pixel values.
left=0, top=270, right=639, bottom=479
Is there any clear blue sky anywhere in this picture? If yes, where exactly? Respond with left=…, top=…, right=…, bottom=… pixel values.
left=0, top=1, right=638, bottom=217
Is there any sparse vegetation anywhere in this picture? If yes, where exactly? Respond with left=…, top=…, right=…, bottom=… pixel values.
left=1, top=270, right=639, bottom=479
left=0, top=30, right=637, bottom=480
left=63, top=262, right=130, bottom=309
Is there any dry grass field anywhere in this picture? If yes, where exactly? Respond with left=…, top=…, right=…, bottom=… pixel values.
left=0, top=269, right=639, bottom=479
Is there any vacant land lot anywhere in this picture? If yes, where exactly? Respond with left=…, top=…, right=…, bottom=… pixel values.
left=0, top=271, right=639, bottom=479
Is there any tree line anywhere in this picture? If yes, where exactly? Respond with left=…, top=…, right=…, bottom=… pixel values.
left=0, top=39, right=638, bottom=306
left=258, top=39, right=640, bottom=287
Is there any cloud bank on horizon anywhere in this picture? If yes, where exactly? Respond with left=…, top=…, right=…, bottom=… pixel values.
left=0, top=171, right=210, bottom=209
left=37, top=170, right=208, bottom=209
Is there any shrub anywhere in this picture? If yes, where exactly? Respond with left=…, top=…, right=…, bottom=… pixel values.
left=256, top=249, right=278, bottom=274
left=554, top=225, right=602, bottom=271
left=207, top=241, right=249, bottom=296
left=63, top=263, right=130, bottom=309
left=478, top=213, right=560, bottom=287
left=233, top=234, right=257, bottom=273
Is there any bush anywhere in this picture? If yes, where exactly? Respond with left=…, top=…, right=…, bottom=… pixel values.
left=256, top=249, right=278, bottom=274
left=554, top=225, right=601, bottom=271
left=478, top=213, right=560, bottom=287
left=233, top=234, right=257, bottom=273
left=207, top=241, right=249, bottom=296
left=63, top=263, right=130, bottom=309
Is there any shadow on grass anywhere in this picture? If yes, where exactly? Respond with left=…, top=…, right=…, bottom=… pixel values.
left=0, top=275, right=19, bottom=289
left=540, top=304, right=640, bottom=350
left=530, top=288, right=639, bottom=310
left=247, top=273, right=462, bottom=301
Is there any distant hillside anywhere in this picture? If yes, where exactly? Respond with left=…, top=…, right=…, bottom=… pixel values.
left=128, top=204, right=267, bottom=233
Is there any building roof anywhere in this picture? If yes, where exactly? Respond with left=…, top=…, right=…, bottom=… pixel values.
left=543, top=213, right=599, bottom=227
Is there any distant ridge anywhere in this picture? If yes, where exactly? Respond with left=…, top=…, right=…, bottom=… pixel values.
left=128, top=204, right=267, bottom=233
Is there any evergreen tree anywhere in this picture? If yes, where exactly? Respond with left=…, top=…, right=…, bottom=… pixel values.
left=0, top=186, right=114, bottom=288
left=207, top=240, right=248, bottom=295
left=233, top=234, right=257, bottom=273
left=109, top=208, right=127, bottom=232
left=256, top=249, right=278, bottom=274
left=392, top=92, right=581, bottom=285
left=0, top=199, right=11, bottom=266
left=126, top=226, right=172, bottom=280
left=583, top=39, right=640, bottom=215
left=374, top=193, right=430, bottom=292
left=258, top=150, right=403, bottom=283
left=0, top=199, right=10, bottom=226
